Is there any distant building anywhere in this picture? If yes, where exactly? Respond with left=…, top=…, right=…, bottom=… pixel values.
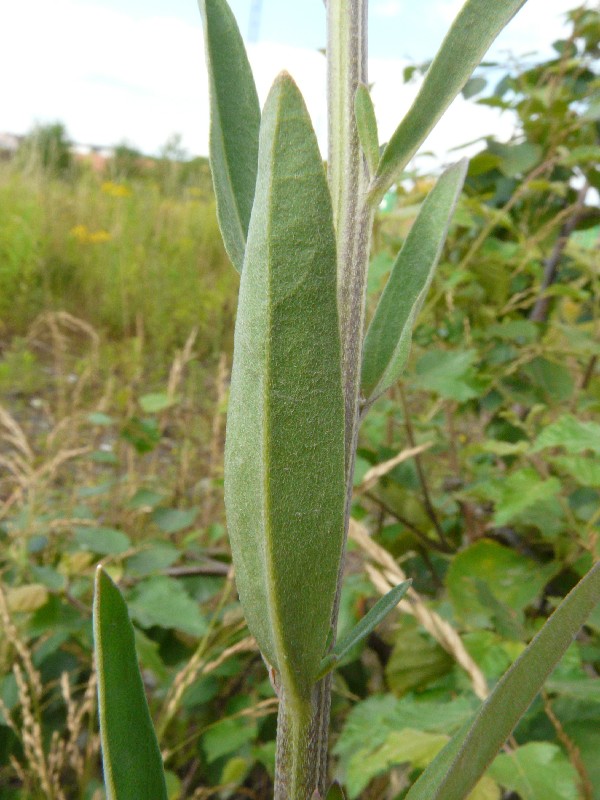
left=0, top=132, right=116, bottom=171
left=0, top=132, right=23, bottom=158
left=72, top=143, right=115, bottom=173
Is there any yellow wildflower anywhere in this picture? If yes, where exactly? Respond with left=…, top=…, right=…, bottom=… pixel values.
left=69, top=225, right=111, bottom=244
left=101, top=181, right=132, bottom=198
left=70, top=224, right=89, bottom=242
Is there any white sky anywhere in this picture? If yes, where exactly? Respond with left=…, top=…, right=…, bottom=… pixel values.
left=0, top=0, right=582, bottom=163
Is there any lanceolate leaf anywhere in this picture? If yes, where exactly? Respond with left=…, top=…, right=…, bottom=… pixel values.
left=224, top=73, right=345, bottom=699
left=368, top=0, right=527, bottom=203
left=355, top=84, right=380, bottom=177
left=405, top=561, right=600, bottom=800
left=361, top=159, right=467, bottom=402
left=318, top=580, right=411, bottom=678
left=198, top=0, right=260, bottom=271
left=93, top=567, right=167, bottom=800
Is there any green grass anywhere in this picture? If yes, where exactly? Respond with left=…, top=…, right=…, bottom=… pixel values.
left=0, top=163, right=237, bottom=364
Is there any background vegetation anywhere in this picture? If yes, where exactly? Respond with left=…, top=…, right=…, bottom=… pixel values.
left=0, top=6, right=598, bottom=798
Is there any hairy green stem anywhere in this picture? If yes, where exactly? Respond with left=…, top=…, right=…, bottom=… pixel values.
left=327, top=0, right=373, bottom=661
left=274, top=680, right=331, bottom=799
left=328, top=0, right=372, bottom=466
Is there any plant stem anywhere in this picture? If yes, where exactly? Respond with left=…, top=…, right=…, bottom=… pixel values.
left=274, top=680, right=330, bottom=799
left=327, top=0, right=372, bottom=466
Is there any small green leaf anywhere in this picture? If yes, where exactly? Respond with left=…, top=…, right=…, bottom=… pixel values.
left=361, top=160, right=467, bottom=402
left=202, top=717, right=258, bottom=763
left=125, top=544, right=179, bottom=577
left=318, top=580, right=411, bottom=678
left=355, top=84, right=379, bottom=176
left=138, top=392, right=178, bottom=413
left=198, top=0, right=260, bottom=271
left=404, top=561, right=600, bottom=800
left=487, top=140, right=543, bottom=178
left=385, top=617, right=454, bottom=696
left=73, top=526, right=131, bottom=556
left=93, top=567, right=167, bottom=800
left=461, top=75, right=487, bottom=99
left=88, top=412, right=114, bottom=426
left=127, top=576, right=208, bottom=637
left=224, top=72, right=345, bottom=698
left=325, top=782, right=346, bottom=800
left=121, top=417, right=161, bottom=453
left=151, top=506, right=199, bottom=534
left=369, top=0, right=527, bottom=202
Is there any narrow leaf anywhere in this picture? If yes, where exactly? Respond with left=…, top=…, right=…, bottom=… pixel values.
left=318, top=580, right=411, bottom=678
left=224, top=72, right=345, bottom=698
left=198, top=0, right=260, bottom=271
left=368, top=0, right=527, bottom=203
left=93, top=567, right=167, bottom=800
left=361, top=159, right=467, bottom=402
left=355, top=84, right=380, bottom=176
left=405, top=561, right=600, bottom=800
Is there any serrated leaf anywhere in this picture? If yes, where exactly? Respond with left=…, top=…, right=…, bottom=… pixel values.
left=477, top=468, right=562, bottom=527
left=127, top=576, right=207, bottom=637
left=347, top=729, right=449, bottom=798
left=361, top=160, right=467, bottom=401
left=551, top=455, right=600, bottom=487
left=532, top=414, right=600, bottom=454
left=224, top=73, right=345, bottom=698
left=369, top=0, right=527, bottom=202
left=413, top=349, right=483, bottom=402
left=318, top=580, right=411, bottom=678
left=447, top=540, right=557, bottom=629
left=355, top=84, right=379, bottom=176
left=198, top=0, right=260, bottom=271
left=489, top=742, right=578, bottom=800
left=404, top=561, right=600, bottom=800
left=93, top=567, right=167, bottom=800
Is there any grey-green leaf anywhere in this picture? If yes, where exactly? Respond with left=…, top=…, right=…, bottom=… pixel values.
left=318, top=580, right=411, bottom=679
left=355, top=84, right=380, bottom=177
left=224, top=72, right=345, bottom=699
left=198, top=0, right=260, bottom=271
left=93, top=567, right=167, bottom=800
left=368, top=0, right=527, bottom=203
left=361, top=159, right=467, bottom=402
left=405, top=560, right=600, bottom=800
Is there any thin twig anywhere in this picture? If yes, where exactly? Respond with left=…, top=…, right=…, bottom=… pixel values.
left=542, top=691, right=593, bottom=800
left=364, top=491, right=452, bottom=554
left=399, top=385, right=451, bottom=551
left=530, top=183, right=589, bottom=322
